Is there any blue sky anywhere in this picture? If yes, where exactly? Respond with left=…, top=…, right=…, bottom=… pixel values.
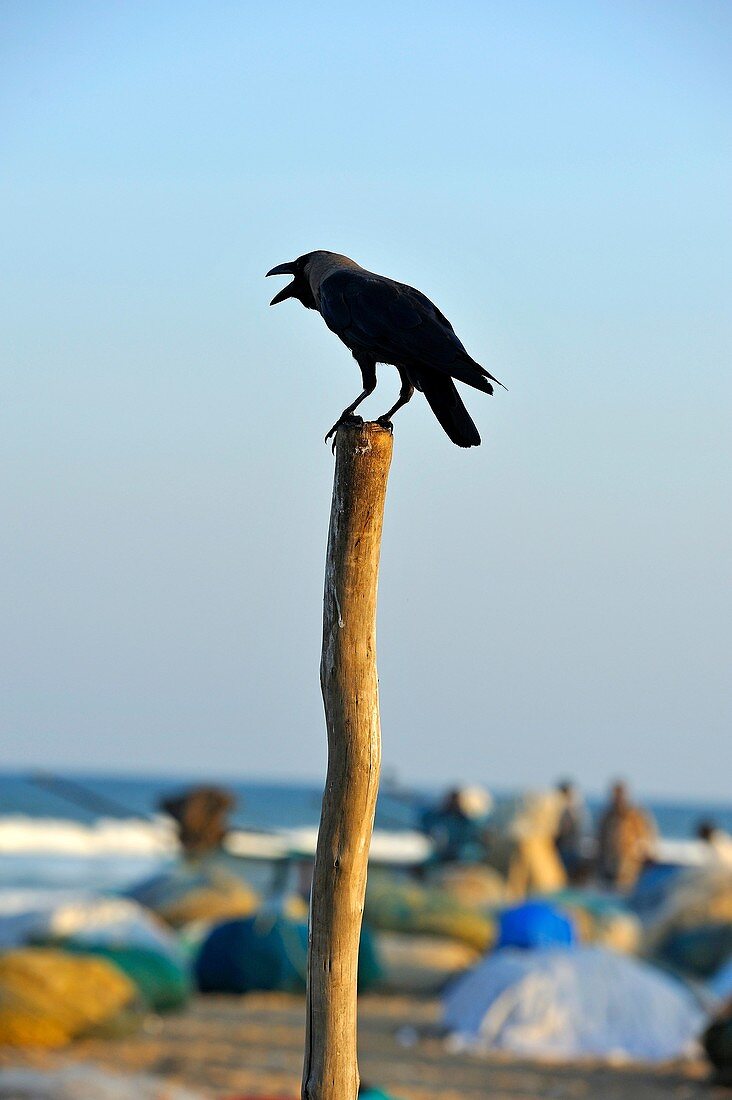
left=1, top=1, right=730, bottom=798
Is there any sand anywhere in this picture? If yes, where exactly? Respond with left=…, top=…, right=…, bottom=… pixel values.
left=0, top=992, right=720, bottom=1099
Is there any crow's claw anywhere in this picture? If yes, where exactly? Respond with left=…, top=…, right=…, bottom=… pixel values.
left=376, top=417, right=394, bottom=434
left=324, top=414, right=364, bottom=453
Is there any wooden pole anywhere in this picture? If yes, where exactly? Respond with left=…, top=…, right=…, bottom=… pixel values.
left=302, top=421, right=394, bottom=1100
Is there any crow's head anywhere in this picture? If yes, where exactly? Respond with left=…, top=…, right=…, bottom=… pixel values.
left=266, top=252, right=319, bottom=309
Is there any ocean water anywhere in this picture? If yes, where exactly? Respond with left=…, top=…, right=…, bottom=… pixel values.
left=1, top=771, right=731, bottom=898
left=2, top=771, right=731, bottom=835
left=0, top=772, right=423, bottom=835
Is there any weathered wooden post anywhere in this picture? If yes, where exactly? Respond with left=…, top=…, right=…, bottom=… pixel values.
left=302, top=421, right=394, bottom=1100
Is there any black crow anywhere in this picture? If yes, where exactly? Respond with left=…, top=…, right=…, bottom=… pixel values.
left=266, top=251, right=502, bottom=447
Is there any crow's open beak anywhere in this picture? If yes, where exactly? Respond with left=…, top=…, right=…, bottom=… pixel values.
left=269, top=282, right=297, bottom=306
left=266, top=261, right=298, bottom=306
left=266, top=261, right=297, bottom=277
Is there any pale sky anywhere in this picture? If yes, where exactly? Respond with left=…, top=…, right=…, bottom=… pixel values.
left=1, top=1, right=730, bottom=799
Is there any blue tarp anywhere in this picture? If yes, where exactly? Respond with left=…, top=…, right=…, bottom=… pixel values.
left=443, top=945, right=704, bottom=1062
left=497, top=902, right=576, bottom=950
left=709, top=957, right=732, bottom=1003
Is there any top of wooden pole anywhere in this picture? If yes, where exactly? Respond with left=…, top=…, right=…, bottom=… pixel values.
left=332, top=419, right=394, bottom=455
left=327, top=422, right=394, bottom=606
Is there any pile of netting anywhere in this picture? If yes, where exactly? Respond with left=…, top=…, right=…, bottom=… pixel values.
left=364, top=872, right=495, bottom=952
left=0, top=948, right=138, bottom=1047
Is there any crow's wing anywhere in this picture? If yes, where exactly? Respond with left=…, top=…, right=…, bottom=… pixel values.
left=319, top=272, right=499, bottom=393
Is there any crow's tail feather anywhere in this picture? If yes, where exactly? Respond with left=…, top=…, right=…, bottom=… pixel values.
left=419, top=372, right=481, bottom=447
left=451, top=357, right=504, bottom=395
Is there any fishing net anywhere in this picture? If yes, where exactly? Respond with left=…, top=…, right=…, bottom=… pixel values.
left=128, top=859, right=259, bottom=927
left=365, top=873, right=495, bottom=952
left=0, top=948, right=137, bottom=1047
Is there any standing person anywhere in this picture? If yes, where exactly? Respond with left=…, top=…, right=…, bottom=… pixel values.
left=697, top=820, right=732, bottom=865
left=506, top=790, right=568, bottom=899
left=597, top=780, right=656, bottom=890
left=161, top=786, right=235, bottom=858
left=554, top=779, right=586, bottom=882
left=420, top=786, right=492, bottom=863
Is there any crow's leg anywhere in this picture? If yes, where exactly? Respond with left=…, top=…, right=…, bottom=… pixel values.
left=376, top=371, right=414, bottom=433
left=324, top=358, right=377, bottom=446
left=323, top=394, right=369, bottom=446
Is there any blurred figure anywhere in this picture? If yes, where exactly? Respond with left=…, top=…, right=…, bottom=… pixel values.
left=421, top=785, right=492, bottom=863
left=697, top=819, right=732, bottom=866
left=554, top=778, right=587, bottom=882
left=161, top=786, right=235, bottom=858
left=597, top=781, right=656, bottom=891
left=506, top=790, right=568, bottom=899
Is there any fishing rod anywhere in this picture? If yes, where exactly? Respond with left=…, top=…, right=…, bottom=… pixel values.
left=28, top=771, right=285, bottom=836
left=28, top=771, right=156, bottom=821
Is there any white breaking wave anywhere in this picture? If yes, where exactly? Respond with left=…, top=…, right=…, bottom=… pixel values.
left=225, top=825, right=433, bottom=864
left=0, top=812, right=710, bottom=873
left=0, top=814, right=433, bottom=865
left=0, top=815, right=177, bottom=856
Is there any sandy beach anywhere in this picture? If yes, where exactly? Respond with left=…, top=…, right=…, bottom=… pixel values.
left=0, top=992, right=717, bottom=1100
